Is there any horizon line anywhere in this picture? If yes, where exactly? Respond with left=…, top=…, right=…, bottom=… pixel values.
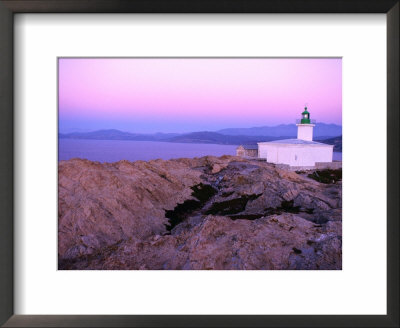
left=59, top=121, right=343, bottom=135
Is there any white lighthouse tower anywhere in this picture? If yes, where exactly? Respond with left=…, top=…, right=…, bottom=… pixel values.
left=257, top=106, right=334, bottom=168
left=296, top=106, right=315, bottom=141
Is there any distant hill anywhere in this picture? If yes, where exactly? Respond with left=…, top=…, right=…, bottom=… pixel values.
left=59, top=129, right=180, bottom=141
left=167, top=131, right=286, bottom=145
left=316, top=135, right=342, bottom=152
left=59, top=125, right=342, bottom=149
left=217, top=123, right=341, bottom=138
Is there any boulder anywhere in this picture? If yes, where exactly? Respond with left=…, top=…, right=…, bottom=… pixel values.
left=58, top=156, right=342, bottom=270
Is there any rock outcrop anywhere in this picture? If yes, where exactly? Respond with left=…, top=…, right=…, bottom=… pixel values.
left=58, top=156, right=342, bottom=270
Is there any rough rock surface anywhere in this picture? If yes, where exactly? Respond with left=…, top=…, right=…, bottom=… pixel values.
left=59, top=156, right=342, bottom=270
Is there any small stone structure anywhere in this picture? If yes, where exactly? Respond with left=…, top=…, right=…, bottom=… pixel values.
left=236, top=145, right=258, bottom=158
left=276, top=161, right=342, bottom=172
left=315, top=161, right=342, bottom=170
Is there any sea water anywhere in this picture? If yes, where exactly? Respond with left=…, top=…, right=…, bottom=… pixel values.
left=58, top=139, right=238, bottom=163
left=58, top=139, right=342, bottom=163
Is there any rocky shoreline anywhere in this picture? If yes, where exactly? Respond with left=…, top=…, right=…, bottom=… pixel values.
left=58, top=156, right=342, bottom=270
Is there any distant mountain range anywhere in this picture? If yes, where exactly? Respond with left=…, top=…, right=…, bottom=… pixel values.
left=59, top=129, right=180, bottom=141
left=167, top=132, right=289, bottom=145
left=217, top=123, right=341, bottom=138
left=59, top=129, right=288, bottom=145
left=59, top=123, right=342, bottom=150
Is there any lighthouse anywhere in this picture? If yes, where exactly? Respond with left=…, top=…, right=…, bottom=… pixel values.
left=296, top=107, right=315, bottom=141
left=257, top=106, right=334, bottom=169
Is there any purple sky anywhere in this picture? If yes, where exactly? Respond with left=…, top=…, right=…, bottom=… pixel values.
left=59, top=58, right=342, bottom=133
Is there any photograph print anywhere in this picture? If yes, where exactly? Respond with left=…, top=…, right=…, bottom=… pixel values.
left=58, top=58, right=342, bottom=270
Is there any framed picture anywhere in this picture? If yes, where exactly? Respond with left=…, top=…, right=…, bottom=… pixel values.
left=0, top=0, right=398, bottom=327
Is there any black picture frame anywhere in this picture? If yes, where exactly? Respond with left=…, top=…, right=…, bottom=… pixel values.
left=0, top=0, right=398, bottom=327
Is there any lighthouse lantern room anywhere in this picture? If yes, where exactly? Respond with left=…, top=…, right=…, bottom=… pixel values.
left=301, top=107, right=311, bottom=123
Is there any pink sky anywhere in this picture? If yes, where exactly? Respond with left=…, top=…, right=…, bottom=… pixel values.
left=59, top=58, right=341, bottom=133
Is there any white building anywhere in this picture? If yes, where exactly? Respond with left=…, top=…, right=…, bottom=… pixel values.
left=258, top=107, right=334, bottom=168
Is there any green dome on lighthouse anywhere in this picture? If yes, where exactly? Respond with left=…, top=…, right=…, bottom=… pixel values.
left=300, top=106, right=311, bottom=124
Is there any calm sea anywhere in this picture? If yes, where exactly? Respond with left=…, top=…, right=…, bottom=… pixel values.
left=58, top=139, right=342, bottom=163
